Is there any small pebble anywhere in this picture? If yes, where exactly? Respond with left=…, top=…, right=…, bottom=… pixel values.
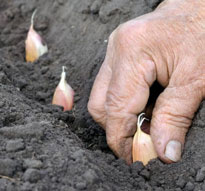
left=185, top=182, right=194, bottom=191
left=83, top=169, right=99, bottom=184
left=23, top=168, right=41, bottom=183
left=176, top=176, right=186, bottom=188
left=52, top=177, right=57, bottom=182
left=21, top=182, right=34, bottom=191
left=0, top=159, right=17, bottom=176
left=23, top=159, right=43, bottom=169
left=41, top=66, right=49, bottom=74
left=26, top=146, right=33, bottom=152
left=16, top=78, right=28, bottom=89
left=71, top=149, right=85, bottom=161
left=90, top=0, right=103, bottom=14
left=189, top=168, right=196, bottom=177
left=75, top=182, right=87, bottom=190
left=140, top=169, right=150, bottom=180
left=196, top=167, right=205, bottom=182
left=5, top=9, right=14, bottom=20
left=0, top=72, right=8, bottom=84
left=6, top=139, right=25, bottom=152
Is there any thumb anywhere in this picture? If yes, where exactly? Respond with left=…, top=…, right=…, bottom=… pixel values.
left=150, top=84, right=203, bottom=163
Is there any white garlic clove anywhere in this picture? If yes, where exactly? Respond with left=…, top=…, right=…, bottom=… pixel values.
left=25, top=10, right=48, bottom=62
left=132, top=113, right=157, bottom=165
left=52, top=66, right=74, bottom=111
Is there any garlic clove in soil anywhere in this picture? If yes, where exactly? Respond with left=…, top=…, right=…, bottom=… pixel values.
left=52, top=66, right=74, bottom=111
left=25, top=9, right=48, bottom=62
left=132, top=113, right=157, bottom=165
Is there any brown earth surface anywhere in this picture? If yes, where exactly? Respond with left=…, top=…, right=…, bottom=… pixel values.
left=0, top=0, right=205, bottom=190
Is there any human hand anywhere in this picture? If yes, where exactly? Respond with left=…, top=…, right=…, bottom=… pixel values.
left=88, top=0, right=205, bottom=164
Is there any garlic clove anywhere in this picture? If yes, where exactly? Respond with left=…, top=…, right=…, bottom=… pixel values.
left=52, top=66, right=74, bottom=111
left=25, top=10, right=48, bottom=62
left=132, top=113, right=157, bottom=165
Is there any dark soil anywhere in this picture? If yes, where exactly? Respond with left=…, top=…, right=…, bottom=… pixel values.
left=0, top=0, right=205, bottom=190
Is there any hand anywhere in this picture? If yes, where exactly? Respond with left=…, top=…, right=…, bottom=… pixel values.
left=88, top=0, right=205, bottom=164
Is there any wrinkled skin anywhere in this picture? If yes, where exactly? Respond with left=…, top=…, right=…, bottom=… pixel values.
left=88, top=0, right=205, bottom=164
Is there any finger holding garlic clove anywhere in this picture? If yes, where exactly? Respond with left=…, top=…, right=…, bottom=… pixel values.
left=132, top=113, right=157, bottom=165
left=25, top=9, right=48, bottom=62
left=52, top=66, right=74, bottom=111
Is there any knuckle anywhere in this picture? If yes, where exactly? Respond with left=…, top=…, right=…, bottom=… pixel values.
left=107, top=20, right=154, bottom=55
left=152, top=92, right=193, bottom=131
left=153, top=109, right=191, bottom=132
left=116, top=22, right=136, bottom=43
left=114, top=20, right=149, bottom=45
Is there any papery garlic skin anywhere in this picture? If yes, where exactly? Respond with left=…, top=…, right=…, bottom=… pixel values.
left=132, top=113, right=157, bottom=165
left=25, top=10, right=48, bottom=62
left=52, top=66, right=74, bottom=111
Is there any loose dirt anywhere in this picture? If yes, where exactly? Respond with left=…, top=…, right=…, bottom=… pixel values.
left=0, top=0, right=205, bottom=190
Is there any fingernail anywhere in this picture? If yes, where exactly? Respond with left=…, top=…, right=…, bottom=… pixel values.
left=165, top=140, right=182, bottom=162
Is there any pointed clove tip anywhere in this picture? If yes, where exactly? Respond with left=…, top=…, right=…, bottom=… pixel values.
left=61, top=66, right=67, bottom=80
left=62, top=66, right=67, bottom=73
left=31, top=9, right=37, bottom=26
